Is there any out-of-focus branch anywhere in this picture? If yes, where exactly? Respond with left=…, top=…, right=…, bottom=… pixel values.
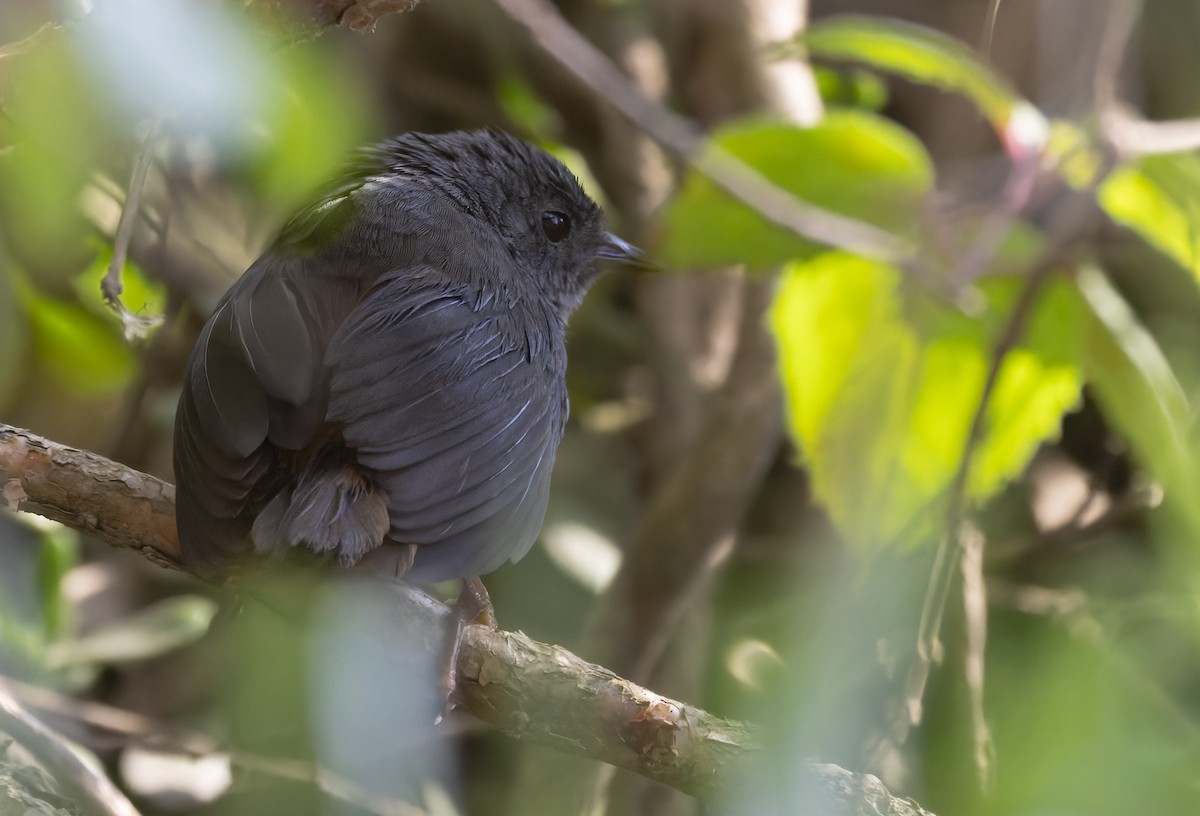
left=102, top=118, right=163, bottom=342
left=0, top=423, right=939, bottom=813
left=0, top=681, right=143, bottom=816
left=1094, top=0, right=1200, bottom=157
left=490, top=0, right=911, bottom=262
left=248, top=0, right=423, bottom=34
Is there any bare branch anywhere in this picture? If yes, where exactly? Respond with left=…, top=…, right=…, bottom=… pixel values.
left=0, top=425, right=181, bottom=569
left=0, top=423, right=938, bottom=813
left=0, top=423, right=752, bottom=799
left=102, top=119, right=163, bottom=342
left=489, top=0, right=912, bottom=262
left=1093, top=0, right=1200, bottom=157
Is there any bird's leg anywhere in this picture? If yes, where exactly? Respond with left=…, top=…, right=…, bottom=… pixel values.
left=457, top=576, right=497, bottom=627
left=440, top=576, right=498, bottom=717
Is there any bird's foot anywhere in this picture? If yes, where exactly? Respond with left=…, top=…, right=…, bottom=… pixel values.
left=438, top=576, right=497, bottom=722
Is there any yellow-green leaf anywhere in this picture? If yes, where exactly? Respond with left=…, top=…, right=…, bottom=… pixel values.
left=1099, top=155, right=1200, bottom=279
left=660, top=112, right=932, bottom=269
left=771, top=253, right=1083, bottom=549
left=800, top=15, right=1024, bottom=131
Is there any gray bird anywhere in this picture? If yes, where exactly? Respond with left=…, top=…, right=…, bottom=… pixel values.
left=173, top=129, right=638, bottom=583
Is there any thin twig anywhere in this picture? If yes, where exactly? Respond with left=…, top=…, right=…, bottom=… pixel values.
left=902, top=190, right=1096, bottom=735
left=0, top=680, right=142, bottom=816
left=959, top=524, right=994, bottom=792
left=979, top=0, right=1004, bottom=59
left=103, top=119, right=164, bottom=342
left=489, top=0, right=912, bottom=262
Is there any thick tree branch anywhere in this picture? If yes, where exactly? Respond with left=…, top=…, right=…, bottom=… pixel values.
left=0, top=423, right=934, bottom=813
left=0, top=423, right=751, bottom=799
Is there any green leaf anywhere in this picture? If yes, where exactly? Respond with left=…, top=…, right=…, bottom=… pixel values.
left=1076, top=266, right=1200, bottom=533
left=15, top=275, right=136, bottom=395
left=812, top=65, right=889, bottom=111
left=0, top=258, right=26, bottom=412
left=240, top=35, right=374, bottom=216
left=1098, top=154, right=1200, bottom=279
left=660, top=112, right=932, bottom=269
left=45, top=596, right=219, bottom=669
left=0, top=35, right=106, bottom=277
left=35, top=523, right=79, bottom=642
left=800, top=15, right=1024, bottom=131
left=770, top=253, right=1083, bottom=548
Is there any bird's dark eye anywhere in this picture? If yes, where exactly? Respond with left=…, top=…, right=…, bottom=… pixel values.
left=541, top=211, right=570, bottom=243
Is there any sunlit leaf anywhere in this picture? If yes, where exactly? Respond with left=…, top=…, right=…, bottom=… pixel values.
left=1099, top=154, right=1200, bottom=279
left=770, top=253, right=1083, bottom=548
left=812, top=65, right=889, bottom=111
left=799, top=15, right=1023, bottom=131
left=45, top=596, right=219, bottom=669
left=660, top=112, right=932, bottom=269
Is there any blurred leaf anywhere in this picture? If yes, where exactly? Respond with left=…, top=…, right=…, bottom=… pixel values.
left=0, top=257, right=25, bottom=411
left=245, top=36, right=374, bottom=214
left=45, top=595, right=218, bottom=669
left=1099, top=154, right=1200, bottom=279
left=770, top=253, right=1083, bottom=548
left=0, top=34, right=103, bottom=276
left=800, top=15, right=1023, bottom=131
left=14, top=274, right=136, bottom=395
left=496, top=72, right=559, bottom=135
left=34, top=524, right=78, bottom=642
left=1077, top=266, right=1200, bottom=532
left=812, top=66, right=889, bottom=111
left=660, top=112, right=932, bottom=268
left=1047, top=120, right=1105, bottom=190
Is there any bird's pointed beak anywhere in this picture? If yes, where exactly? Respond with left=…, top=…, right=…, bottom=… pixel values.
left=596, top=233, right=653, bottom=269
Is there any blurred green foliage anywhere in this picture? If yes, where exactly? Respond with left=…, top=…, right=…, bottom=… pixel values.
left=770, top=253, right=1083, bottom=548
left=1100, top=154, right=1200, bottom=278
left=4, top=6, right=1200, bottom=816
left=800, top=14, right=1023, bottom=131
left=660, top=112, right=932, bottom=269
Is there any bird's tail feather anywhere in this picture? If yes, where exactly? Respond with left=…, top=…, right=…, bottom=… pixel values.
left=252, top=465, right=389, bottom=567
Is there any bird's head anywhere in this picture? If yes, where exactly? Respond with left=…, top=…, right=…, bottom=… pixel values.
left=367, top=129, right=643, bottom=313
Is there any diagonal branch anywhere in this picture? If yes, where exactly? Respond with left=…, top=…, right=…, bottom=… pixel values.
left=0, top=423, right=936, bottom=813
left=490, top=0, right=912, bottom=262
left=0, top=423, right=749, bottom=798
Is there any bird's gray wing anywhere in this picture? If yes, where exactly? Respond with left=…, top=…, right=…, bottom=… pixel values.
left=326, top=272, right=565, bottom=583
left=173, top=254, right=363, bottom=571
